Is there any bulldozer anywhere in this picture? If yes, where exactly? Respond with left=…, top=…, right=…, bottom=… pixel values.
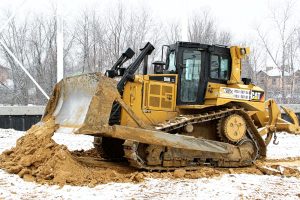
left=42, top=41, right=300, bottom=170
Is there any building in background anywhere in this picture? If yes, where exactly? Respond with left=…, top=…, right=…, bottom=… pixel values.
left=0, top=65, right=10, bottom=83
left=256, top=67, right=300, bottom=103
left=0, top=65, right=13, bottom=105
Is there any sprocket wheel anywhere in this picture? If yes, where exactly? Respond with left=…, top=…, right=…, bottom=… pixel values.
left=217, top=114, right=247, bottom=144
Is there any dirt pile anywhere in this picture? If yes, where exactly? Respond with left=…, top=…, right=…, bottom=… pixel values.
left=0, top=119, right=135, bottom=186
left=0, top=119, right=299, bottom=187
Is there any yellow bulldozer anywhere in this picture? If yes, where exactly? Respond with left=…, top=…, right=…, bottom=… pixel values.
left=43, top=42, right=300, bottom=170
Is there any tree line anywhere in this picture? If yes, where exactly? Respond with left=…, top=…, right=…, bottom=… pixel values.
left=0, top=1, right=299, bottom=105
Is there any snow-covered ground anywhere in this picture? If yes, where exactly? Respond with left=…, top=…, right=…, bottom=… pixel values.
left=0, top=129, right=300, bottom=200
left=266, top=132, right=300, bottom=159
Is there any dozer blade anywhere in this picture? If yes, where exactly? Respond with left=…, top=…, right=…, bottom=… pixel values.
left=79, top=125, right=231, bottom=153
left=42, top=73, right=120, bottom=134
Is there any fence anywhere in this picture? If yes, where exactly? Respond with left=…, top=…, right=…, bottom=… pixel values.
left=0, top=106, right=44, bottom=131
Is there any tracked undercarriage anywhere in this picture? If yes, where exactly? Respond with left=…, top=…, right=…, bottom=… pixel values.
left=94, top=107, right=267, bottom=170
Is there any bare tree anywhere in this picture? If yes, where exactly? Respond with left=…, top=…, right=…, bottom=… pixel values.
left=104, top=3, right=126, bottom=66
left=256, top=0, right=298, bottom=102
left=74, top=8, right=106, bottom=73
left=61, top=22, right=76, bottom=76
left=0, top=8, right=76, bottom=105
left=0, top=14, right=30, bottom=105
left=187, top=10, right=232, bottom=45
left=164, top=20, right=182, bottom=44
left=286, top=32, right=299, bottom=101
left=188, top=10, right=217, bottom=44
left=217, top=31, right=232, bottom=46
left=104, top=2, right=159, bottom=73
left=28, top=15, right=57, bottom=102
left=242, top=40, right=266, bottom=83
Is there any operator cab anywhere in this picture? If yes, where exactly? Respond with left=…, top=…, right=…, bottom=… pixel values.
left=152, top=41, right=231, bottom=105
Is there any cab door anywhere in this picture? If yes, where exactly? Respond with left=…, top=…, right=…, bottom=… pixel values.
left=177, top=48, right=206, bottom=105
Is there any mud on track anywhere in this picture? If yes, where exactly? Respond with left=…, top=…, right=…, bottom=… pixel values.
left=0, top=118, right=299, bottom=187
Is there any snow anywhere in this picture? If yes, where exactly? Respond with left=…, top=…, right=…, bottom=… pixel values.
left=0, top=129, right=300, bottom=200
left=52, top=132, right=94, bottom=151
left=267, top=132, right=300, bottom=159
left=1, top=171, right=299, bottom=200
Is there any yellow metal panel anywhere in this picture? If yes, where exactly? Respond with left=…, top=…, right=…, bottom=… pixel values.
left=143, top=75, right=177, bottom=112
left=205, top=82, right=265, bottom=103
left=120, top=75, right=178, bottom=127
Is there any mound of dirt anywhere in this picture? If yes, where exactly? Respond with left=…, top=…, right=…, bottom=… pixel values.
left=0, top=119, right=134, bottom=186
left=0, top=118, right=299, bottom=187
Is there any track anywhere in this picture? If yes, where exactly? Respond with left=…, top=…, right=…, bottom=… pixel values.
left=122, top=107, right=267, bottom=170
left=70, top=149, right=300, bottom=178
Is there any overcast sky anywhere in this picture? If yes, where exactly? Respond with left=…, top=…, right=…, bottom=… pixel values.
left=0, top=0, right=299, bottom=44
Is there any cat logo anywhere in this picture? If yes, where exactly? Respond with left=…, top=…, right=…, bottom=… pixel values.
left=251, top=91, right=264, bottom=101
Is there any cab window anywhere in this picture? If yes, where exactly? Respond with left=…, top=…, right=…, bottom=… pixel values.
left=210, top=55, right=229, bottom=80
left=167, top=51, right=176, bottom=72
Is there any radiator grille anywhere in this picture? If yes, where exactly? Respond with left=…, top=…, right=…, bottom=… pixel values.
left=149, top=96, right=160, bottom=107
left=161, top=98, right=172, bottom=108
left=162, top=86, right=172, bottom=95
left=150, top=84, right=160, bottom=95
left=143, top=79, right=176, bottom=111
